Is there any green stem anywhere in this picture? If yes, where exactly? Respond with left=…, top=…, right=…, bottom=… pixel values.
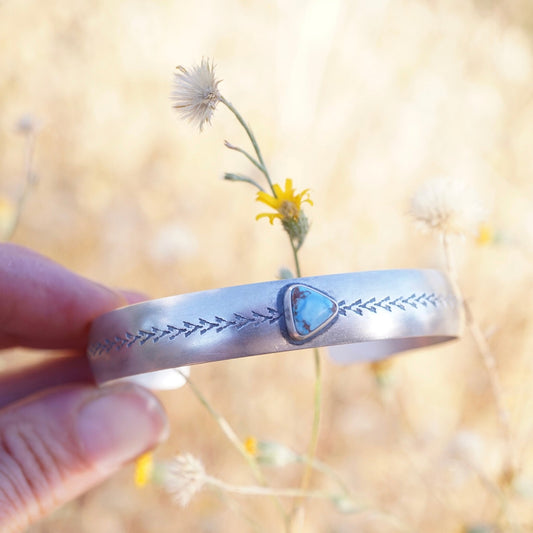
left=287, top=246, right=323, bottom=521
left=441, top=234, right=515, bottom=471
left=224, top=140, right=266, bottom=176
left=289, top=239, right=302, bottom=278
left=219, top=95, right=275, bottom=194
left=211, top=475, right=410, bottom=531
left=207, top=476, right=333, bottom=500
left=440, top=233, right=516, bottom=528
left=299, top=348, right=322, bottom=493
left=4, top=131, right=36, bottom=241
left=224, top=173, right=265, bottom=192
left=298, top=453, right=350, bottom=495
left=219, top=93, right=322, bottom=531
left=178, top=371, right=261, bottom=478
left=178, top=371, right=291, bottom=527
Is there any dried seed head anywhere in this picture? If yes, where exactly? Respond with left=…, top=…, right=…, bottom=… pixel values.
left=410, top=177, right=486, bottom=237
left=163, top=453, right=207, bottom=507
left=171, top=58, right=221, bottom=131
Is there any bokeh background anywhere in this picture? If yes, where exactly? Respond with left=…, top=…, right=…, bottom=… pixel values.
left=2, top=0, right=533, bottom=531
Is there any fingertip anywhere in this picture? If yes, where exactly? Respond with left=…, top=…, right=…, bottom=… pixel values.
left=76, top=383, right=169, bottom=472
left=0, top=383, right=168, bottom=531
left=0, top=244, right=141, bottom=349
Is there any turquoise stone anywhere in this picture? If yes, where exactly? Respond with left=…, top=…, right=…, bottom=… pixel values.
left=285, top=284, right=338, bottom=341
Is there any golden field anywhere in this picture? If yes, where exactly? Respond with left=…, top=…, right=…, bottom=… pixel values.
left=2, top=0, right=533, bottom=531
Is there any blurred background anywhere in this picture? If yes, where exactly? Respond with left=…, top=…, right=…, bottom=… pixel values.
left=2, top=0, right=533, bottom=531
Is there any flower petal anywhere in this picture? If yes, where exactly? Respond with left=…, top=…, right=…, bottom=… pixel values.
left=256, top=212, right=281, bottom=224
left=256, top=191, right=280, bottom=209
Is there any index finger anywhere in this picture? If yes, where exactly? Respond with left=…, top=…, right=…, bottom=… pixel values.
left=0, top=244, right=128, bottom=350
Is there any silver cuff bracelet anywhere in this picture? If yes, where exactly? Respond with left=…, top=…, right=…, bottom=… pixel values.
left=87, top=269, right=461, bottom=384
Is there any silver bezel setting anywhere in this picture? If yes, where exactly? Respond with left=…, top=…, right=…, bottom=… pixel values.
left=283, top=284, right=339, bottom=343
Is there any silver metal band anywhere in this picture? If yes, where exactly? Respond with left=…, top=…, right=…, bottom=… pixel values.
left=87, top=269, right=461, bottom=384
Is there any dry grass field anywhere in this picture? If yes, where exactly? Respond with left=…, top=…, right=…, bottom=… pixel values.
left=2, top=0, right=533, bottom=531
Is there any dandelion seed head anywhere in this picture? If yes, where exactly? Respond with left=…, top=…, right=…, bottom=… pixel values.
left=171, top=58, right=221, bottom=132
left=409, top=177, right=486, bottom=237
left=163, top=453, right=207, bottom=507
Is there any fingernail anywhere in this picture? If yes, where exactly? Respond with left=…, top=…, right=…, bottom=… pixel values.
left=76, top=385, right=168, bottom=472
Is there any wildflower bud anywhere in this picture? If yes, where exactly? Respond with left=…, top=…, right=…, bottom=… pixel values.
left=282, top=209, right=310, bottom=251
left=331, top=494, right=359, bottom=514
left=278, top=267, right=295, bottom=280
left=255, top=440, right=299, bottom=467
left=370, top=359, right=395, bottom=389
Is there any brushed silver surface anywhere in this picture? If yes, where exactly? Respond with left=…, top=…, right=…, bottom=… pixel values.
left=87, top=269, right=461, bottom=383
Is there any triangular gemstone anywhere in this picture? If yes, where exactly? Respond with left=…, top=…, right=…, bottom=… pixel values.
left=284, top=284, right=338, bottom=342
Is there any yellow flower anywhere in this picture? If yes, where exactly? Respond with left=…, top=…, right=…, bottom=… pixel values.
left=244, top=436, right=257, bottom=456
left=256, top=178, right=313, bottom=224
left=370, top=359, right=395, bottom=388
left=134, top=452, right=154, bottom=488
left=476, top=222, right=493, bottom=246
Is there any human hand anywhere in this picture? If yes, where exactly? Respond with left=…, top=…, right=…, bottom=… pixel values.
left=0, top=244, right=168, bottom=532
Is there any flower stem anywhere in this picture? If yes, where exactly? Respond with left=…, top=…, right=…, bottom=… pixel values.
left=178, top=371, right=291, bottom=527
left=299, top=348, right=322, bottom=491
left=224, top=173, right=265, bottom=192
left=224, top=140, right=266, bottom=176
left=207, top=476, right=410, bottom=531
left=289, top=239, right=302, bottom=278
left=5, top=130, right=36, bottom=241
left=207, top=475, right=332, bottom=500
left=220, top=92, right=322, bottom=528
left=178, top=371, right=262, bottom=478
left=219, top=95, right=275, bottom=195
left=441, top=234, right=516, bottom=476
left=299, top=443, right=349, bottom=495
left=287, top=245, right=323, bottom=521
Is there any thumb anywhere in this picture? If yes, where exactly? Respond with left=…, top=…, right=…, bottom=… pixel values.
left=0, top=384, right=168, bottom=533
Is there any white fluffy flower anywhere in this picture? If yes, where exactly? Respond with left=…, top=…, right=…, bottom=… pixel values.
left=171, top=58, right=221, bottom=131
left=163, top=454, right=207, bottom=507
left=410, top=177, right=486, bottom=236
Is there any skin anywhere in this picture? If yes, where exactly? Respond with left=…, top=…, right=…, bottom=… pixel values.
left=0, top=244, right=168, bottom=532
